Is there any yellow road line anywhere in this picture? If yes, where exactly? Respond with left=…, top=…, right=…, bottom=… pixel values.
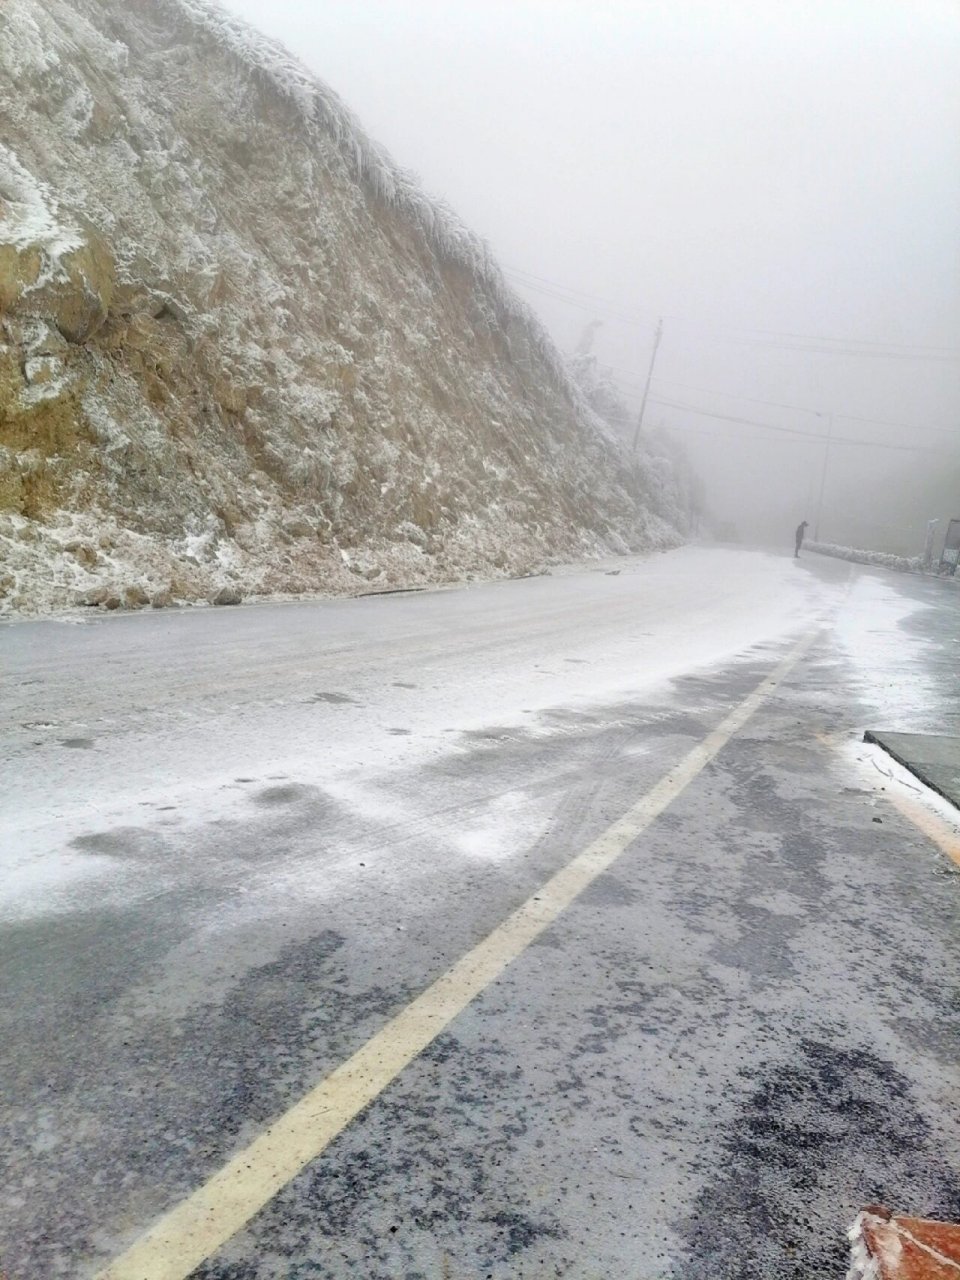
left=883, top=789, right=960, bottom=869
left=95, top=631, right=817, bottom=1280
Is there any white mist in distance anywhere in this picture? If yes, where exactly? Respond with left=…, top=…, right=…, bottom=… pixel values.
left=219, top=0, right=960, bottom=555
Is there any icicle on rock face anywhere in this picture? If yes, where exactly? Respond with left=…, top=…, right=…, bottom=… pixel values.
left=0, top=0, right=691, bottom=616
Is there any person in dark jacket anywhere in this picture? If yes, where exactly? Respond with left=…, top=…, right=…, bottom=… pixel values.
left=795, top=520, right=809, bottom=557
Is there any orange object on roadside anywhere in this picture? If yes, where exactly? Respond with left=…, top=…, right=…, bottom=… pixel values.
left=848, top=1208, right=960, bottom=1279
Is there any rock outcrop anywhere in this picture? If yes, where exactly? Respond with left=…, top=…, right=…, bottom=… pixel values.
left=0, top=0, right=690, bottom=614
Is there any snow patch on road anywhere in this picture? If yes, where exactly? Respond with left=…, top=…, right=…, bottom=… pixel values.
left=453, top=791, right=535, bottom=864
left=834, top=573, right=943, bottom=731
left=1, top=846, right=117, bottom=920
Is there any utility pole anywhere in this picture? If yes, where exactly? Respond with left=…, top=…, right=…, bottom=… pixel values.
left=813, top=412, right=833, bottom=542
left=631, top=316, right=663, bottom=453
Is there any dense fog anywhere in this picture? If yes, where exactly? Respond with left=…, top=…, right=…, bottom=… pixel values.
left=220, top=0, right=960, bottom=557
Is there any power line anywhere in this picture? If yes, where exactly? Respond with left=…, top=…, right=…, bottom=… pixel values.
left=655, top=422, right=819, bottom=448
left=662, top=314, right=960, bottom=357
left=505, top=265, right=652, bottom=317
left=504, top=269, right=650, bottom=327
left=654, top=419, right=944, bottom=457
left=598, top=368, right=957, bottom=440
left=750, top=329, right=959, bottom=355
left=647, top=395, right=956, bottom=453
left=706, top=336, right=960, bottom=363
left=650, top=377, right=957, bottom=438
left=649, top=397, right=827, bottom=440
left=835, top=410, right=959, bottom=438
left=504, top=262, right=960, bottom=359
left=651, top=377, right=824, bottom=418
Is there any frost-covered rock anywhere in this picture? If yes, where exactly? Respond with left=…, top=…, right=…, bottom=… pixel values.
left=212, top=585, right=242, bottom=606
left=0, top=0, right=690, bottom=616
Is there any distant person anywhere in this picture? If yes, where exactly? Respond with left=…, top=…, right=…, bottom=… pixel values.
left=795, top=520, right=809, bottom=557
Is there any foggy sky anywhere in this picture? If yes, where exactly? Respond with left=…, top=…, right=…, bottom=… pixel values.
left=219, top=0, right=960, bottom=550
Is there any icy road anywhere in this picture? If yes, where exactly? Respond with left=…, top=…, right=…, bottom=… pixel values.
left=3, top=546, right=960, bottom=1279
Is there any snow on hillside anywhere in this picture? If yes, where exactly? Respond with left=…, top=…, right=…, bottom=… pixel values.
left=0, top=0, right=690, bottom=615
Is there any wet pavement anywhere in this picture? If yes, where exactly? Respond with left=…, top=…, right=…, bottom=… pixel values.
left=2, top=548, right=960, bottom=1278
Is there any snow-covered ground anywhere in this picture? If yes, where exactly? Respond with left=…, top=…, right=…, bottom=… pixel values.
left=2, top=546, right=841, bottom=924
left=5, top=542, right=955, bottom=942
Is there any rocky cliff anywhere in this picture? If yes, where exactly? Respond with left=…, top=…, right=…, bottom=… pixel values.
left=0, top=0, right=688, bottom=614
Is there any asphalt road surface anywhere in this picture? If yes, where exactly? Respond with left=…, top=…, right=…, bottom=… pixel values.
left=3, top=546, right=960, bottom=1279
